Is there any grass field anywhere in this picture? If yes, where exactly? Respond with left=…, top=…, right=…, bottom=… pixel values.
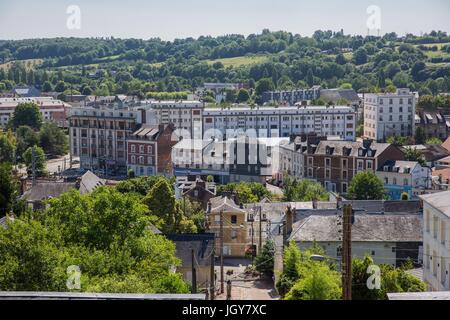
left=416, top=42, right=450, bottom=50
left=0, top=58, right=43, bottom=71
left=206, top=55, right=270, bottom=67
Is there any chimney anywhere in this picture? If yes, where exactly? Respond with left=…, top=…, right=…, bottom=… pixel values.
left=140, top=109, right=146, bottom=125
left=285, top=206, right=294, bottom=236
left=207, top=201, right=212, bottom=213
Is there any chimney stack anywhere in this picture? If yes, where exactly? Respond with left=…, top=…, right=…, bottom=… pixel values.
left=285, top=206, right=294, bottom=237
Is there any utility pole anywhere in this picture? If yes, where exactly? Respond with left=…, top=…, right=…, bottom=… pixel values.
left=258, top=205, right=262, bottom=255
left=191, top=249, right=197, bottom=294
left=342, top=204, right=352, bottom=300
left=31, top=146, right=36, bottom=186
left=220, top=209, right=224, bottom=294
left=210, top=246, right=215, bottom=300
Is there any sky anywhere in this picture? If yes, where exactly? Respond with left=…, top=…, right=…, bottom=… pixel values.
left=0, top=0, right=449, bottom=40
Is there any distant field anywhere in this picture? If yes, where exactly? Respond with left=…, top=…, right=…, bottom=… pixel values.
left=206, top=55, right=270, bottom=67
left=416, top=42, right=450, bottom=49
left=0, top=58, right=43, bottom=71
left=423, top=50, right=450, bottom=60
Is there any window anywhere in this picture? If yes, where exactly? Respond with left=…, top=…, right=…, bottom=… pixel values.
left=393, top=177, right=397, bottom=185
left=131, top=155, right=136, bottom=164
left=131, top=144, right=136, bottom=153
left=357, top=160, right=364, bottom=171
left=342, top=183, right=348, bottom=194
left=425, top=210, right=430, bottom=233
left=139, top=156, right=144, bottom=165
left=403, top=178, right=409, bottom=186
left=441, top=221, right=446, bottom=246
left=434, top=216, right=439, bottom=239
left=231, top=215, right=237, bottom=224
left=231, top=230, right=238, bottom=240
left=384, top=177, right=389, bottom=184
left=366, top=160, right=373, bottom=170
left=148, top=145, right=153, bottom=154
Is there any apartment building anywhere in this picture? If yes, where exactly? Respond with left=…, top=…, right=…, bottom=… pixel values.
left=376, top=160, right=431, bottom=200
left=303, top=139, right=405, bottom=194
left=139, top=100, right=204, bottom=138
left=68, top=107, right=142, bottom=174
left=202, top=105, right=356, bottom=140
left=415, top=110, right=449, bottom=140
left=363, top=89, right=416, bottom=142
left=262, top=86, right=321, bottom=105
left=421, top=191, right=450, bottom=291
left=0, top=97, right=71, bottom=128
left=126, top=124, right=176, bottom=177
left=172, top=137, right=288, bottom=184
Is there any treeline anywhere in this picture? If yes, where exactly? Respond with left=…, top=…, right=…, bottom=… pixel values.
left=1, top=30, right=450, bottom=98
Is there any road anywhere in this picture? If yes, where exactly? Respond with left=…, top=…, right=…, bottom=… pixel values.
left=46, top=155, right=80, bottom=175
left=215, top=258, right=279, bottom=300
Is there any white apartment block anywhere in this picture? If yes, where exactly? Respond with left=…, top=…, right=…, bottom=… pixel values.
left=68, top=107, right=142, bottom=174
left=202, top=105, right=356, bottom=140
left=138, top=100, right=204, bottom=138
left=277, top=140, right=304, bottom=181
left=0, top=97, right=71, bottom=128
left=363, top=89, right=416, bottom=142
left=421, top=191, right=450, bottom=291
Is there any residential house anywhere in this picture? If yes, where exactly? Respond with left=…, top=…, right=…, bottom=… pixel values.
left=432, top=168, right=450, bottom=191
left=376, top=161, right=431, bottom=200
left=442, top=136, right=450, bottom=153
left=303, top=139, right=405, bottom=194
left=126, top=124, right=176, bottom=176
left=415, top=111, right=449, bottom=140
left=420, top=191, right=450, bottom=291
left=165, top=233, right=215, bottom=290
left=207, top=195, right=248, bottom=257
left=405, top=145, right=450, bottom=167
left=436, top=156, right=450, bottom=169
left=12, top=85, right=41, bottom=97
left=288, top=200, right=423, bottom=267
left=176, top=177, right=217, bottom=210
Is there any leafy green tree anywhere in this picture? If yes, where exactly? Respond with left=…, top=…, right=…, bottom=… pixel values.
left=255, top=78, right=275, bottom=96
left=236, top=88, right=250, bottom=103
left=348, top=171, right=386, bottom=200
left=10, top=102, right=43, bottom=130
left=352, top=256, right=425, bottom=300
left=0, top=188, right=190, bottom=293
left=285, top=261, right=341, bottom=300
left=414, top=127, right=426, bottom=144
left=254, top=240, right=275, bottom=276
left=217, top=182, right=272, bottom=204
left=143, top=179, right=197, bottom=234
left=404, top=147, right=427, bottom=166
left=39, top=122, right=68, bottom=157
left=283, top=176, right=328, bottom=201
left=0, top=163, right=18, bottom=217
left=116, top=176, right=167, bottom=197
left=42, top=81, right=53, bottom=92
left=0, top=131, right=15, bottom=163
left=353, top=47, right=368, bottom=65
left=23, top=145, right=46, bottom=177
left=15, top=125, right=38, bottom=161
left=426, top=137, right=443, bottom=145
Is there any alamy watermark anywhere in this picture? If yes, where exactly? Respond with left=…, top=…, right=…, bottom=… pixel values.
left=66, top=5, right=81, bottom=30
left=366, top=5, right=382, bottom=35
left=66, top=265, right=81, bottom=290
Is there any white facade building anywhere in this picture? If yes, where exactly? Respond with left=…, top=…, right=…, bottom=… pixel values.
left=139, top=100, right=204, bottom=138
left=0, top=97, right=71, bottom=128
left=421, top=191, right=450, bottom=291
left=202, top=105, right=356, bottom=140
left=363, top=89, right=416, bottom=142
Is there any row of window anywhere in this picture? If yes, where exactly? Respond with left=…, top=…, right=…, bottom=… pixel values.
left=129, top=155, right=153, bottom=165
left=130, top=144, right=153, bottom=154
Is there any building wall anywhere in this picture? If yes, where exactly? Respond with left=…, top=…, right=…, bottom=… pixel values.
left=364, top=91, right=416, bottom=142
left=423, top=202, right=450, bottom=291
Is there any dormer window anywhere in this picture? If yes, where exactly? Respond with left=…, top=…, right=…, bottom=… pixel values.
left=358, top=148, right=365, bottom=157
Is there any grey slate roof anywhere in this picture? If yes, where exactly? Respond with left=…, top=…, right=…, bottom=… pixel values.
left=209, top=196, right=245, bottom=213
left=166, top=233, right=215, bottom=267
left=420, top=190, right=450, bottom=219
left=314, top=140, right=391, bottom=158
left=22, top=182, right=76, bottom=202
left=289, top=213, right=422, bottom=242
left=388, top=291, right=450, bottom=300
left=78, top=170, right=105, bottom=194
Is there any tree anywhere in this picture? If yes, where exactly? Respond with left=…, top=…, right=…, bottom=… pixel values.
left=236, top=89, right=250, bottom=103
left=23, top=145, right=46, bottom=177
left=217, top=182, right=272, bottom=204
left=15, top=125, right=38, bottom=161
left=116, top=176, right=167, bottom=197
left=353, top=47, right=368, bottom=65
left=404, top=147, right=427, bottom=166
left=283, top=177, right=328, bottom=201
left=426, top=137, right=443, bottom=145
left=39, top=122, right=68, bottom=157
left=352, top=256, right=425, bottom=300
left=415, top=127, right=426, bottom=144
left=0, top=131, right=15, bottom=163
left=285, top=261, right=341, bottom=300
left=348, top=171, right=386, bottom=200
left=254, top=240, right=275, bottom=276
left=143, top=179, right=197, bottom=234
left=42, top=81, right=53, bottom=92
left=10, top=102, right=43, bottom=130
left=0, top=163, right=18, bottom=217
left=0, top=188, right=190, bottom=293
left=255, top=78, right=275, bottom=96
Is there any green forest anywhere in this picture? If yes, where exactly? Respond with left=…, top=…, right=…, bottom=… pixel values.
left=1, top=30, right=450, bottom=100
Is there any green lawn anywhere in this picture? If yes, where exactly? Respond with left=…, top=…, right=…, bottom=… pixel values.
left=205, top=55, right=270, bottom=67
left=0, top=58, right=43, bottom=71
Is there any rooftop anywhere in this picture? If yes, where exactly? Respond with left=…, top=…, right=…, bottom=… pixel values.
left=420, top=190, right=450, bottom=219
